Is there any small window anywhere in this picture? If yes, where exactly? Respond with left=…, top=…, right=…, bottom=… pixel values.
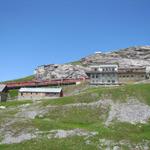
left=92, top=74, right=95, bottom=78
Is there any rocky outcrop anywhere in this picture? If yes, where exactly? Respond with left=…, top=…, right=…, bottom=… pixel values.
left=35, top=64, right=90, bottom=80
left=80, top=46, right=150, bottom=68
left=35, top=46, right=150, bottom=80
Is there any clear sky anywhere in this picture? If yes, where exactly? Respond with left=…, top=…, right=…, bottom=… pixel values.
left=0, top=0, right=150, bottom=81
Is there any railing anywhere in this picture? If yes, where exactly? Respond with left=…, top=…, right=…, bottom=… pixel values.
left=6, top=78, right=89, bottom=89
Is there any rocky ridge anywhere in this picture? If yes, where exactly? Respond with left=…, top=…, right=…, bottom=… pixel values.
left=80, top=46, right=150, bottom=67
left=35, top=46, right=150, bottom=80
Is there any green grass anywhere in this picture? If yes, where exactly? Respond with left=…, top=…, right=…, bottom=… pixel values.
left=42, top=83, right=150, bottom=106
left=0, top=136, right=97, bottom=150
left=1, top=83, right=150, bottom=149
left=67, top=60, right=83, bottom=66
left=31, top=104, right=150, bottom=142
left=0, top=100, right=32, bottom=107
left=8, top=89, right=18, bottom=98
left=86, top=84, right=150, bottom=104
left=1, top=105, right=150, bottom=149
left=4, top=75, right=34, bottom=83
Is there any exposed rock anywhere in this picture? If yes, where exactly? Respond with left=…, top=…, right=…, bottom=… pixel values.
left=80, top=46, right=150, bottom=68
left=47, top=129, right=98, bottom=139
left=98, top=139, right=150, bottom=150
left=35, top=46, right=150, bottom=80
left=0, top=106, right=6, bottom=109
left=105, top=99, right=150, bottom=125
left=35, top=64, right=89, bottom=80
left=1, top=132, right=36, bottom=144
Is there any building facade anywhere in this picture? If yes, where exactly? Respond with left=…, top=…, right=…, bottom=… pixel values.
left=87, top=64, right=119, bottom=85
left=0, top=84, right=8, bottom=102
left=118, top=67, right=146, bottom=83
left=18, top=87, right=63, bottom=100
left=87, top=65, right=147, bottom=85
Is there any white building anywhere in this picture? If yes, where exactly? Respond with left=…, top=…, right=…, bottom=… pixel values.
left=87, top=64, right=119, bottom=85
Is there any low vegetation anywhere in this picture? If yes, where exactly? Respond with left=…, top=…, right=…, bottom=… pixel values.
left=1, top=83, right=150, bottom=149
left=42, top=83, right=150, bottom=106
left=0, top=100, right=32, bottom=107
left=4, top=75, right=34, bottom=83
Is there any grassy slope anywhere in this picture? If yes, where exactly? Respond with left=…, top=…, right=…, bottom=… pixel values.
left=42, top=83, right=150, bottom=106
left=1, top=83, right=150, bottom=149
left=4, top=75, right=35, bottom=83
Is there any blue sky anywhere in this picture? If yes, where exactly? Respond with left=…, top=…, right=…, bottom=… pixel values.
left=0, top=0, right=150, bottom=81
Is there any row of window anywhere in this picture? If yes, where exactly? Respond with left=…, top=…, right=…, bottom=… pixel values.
left=91, top=74, right=145, bottom=79
left=91, top=74, right=116, bottom=78
left=119, top=75, right=145, bottom=78
left=92, top=80, right=116, bottom=83
left=102, top=67, right=115, bottom=72
left=21, top=92, right=39, bottom=96
left=93, top=67, right=116, bottom=72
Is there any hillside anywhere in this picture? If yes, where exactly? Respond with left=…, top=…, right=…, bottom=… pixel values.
left=1, top=83, right=150, bottom=149
left=80, top=46, right=150, bottom=67
left=35, top=46, right=150, bottom=80
left=4, top=75, right=35, bottom=83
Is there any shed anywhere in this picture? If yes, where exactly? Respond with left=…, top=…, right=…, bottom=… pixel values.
left=18, top=87, right=63, bottom=100
left=0, top=84, right=8, bottom=102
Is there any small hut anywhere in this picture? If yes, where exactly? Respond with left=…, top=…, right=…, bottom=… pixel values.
left=18, top=87, right=63, bottom=100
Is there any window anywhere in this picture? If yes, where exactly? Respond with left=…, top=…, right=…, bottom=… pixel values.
left=131, top=75, right=134, bottom=77
left=92, top=74, right=95, bottom=78
left=94, top=68, right=98, bottom=71
left=96, top=74, right=98, bottom=78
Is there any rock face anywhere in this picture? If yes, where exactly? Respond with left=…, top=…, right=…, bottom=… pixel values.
left=80, top=46, right=150, bottom=68
left=35, top=46, right=150, bottom=80
left=105, top=99, right=150, bottom=125
left=35, top=64, right=89, bottom=80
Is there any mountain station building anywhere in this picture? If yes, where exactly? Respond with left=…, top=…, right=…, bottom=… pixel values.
left=87, top=64, right=119, bottom=85
left=87, top=64, right=148, bottom=85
